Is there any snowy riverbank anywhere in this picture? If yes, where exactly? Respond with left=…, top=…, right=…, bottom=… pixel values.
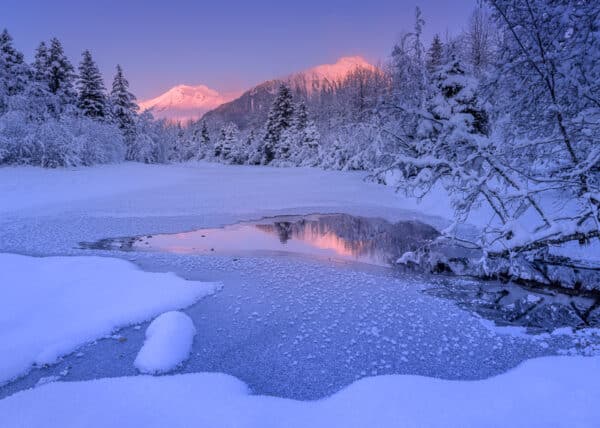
left=1, top=356, right=598, bottom=428
left=1, top=162, right=599, bottom=427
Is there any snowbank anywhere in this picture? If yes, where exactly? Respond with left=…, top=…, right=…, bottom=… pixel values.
left=0, top=356, right=597, bottom=427
left=134, top=311, right=196, bottom=374
left=0, top=253, right=219, bottom=385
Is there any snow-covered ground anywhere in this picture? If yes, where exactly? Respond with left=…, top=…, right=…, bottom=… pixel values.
left=0, top=161, right=449, bottom=220
left=1, top=356, right=598, bottom=428
left=0, top=253, right=218, bottom=385
left=1, top=162, right=598, bottom=426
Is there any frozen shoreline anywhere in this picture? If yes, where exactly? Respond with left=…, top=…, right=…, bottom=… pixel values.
left=1, top=162, right=598, bottom=426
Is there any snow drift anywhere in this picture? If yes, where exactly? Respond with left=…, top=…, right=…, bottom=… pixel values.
left=0, top=356, right=597, bottom=427
left=0, top=253, right=220, bottom=385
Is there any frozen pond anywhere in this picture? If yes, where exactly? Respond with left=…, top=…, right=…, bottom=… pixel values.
left=84, top=213, right=600, bottom=332
left=84, top=213, right=440, bottom=267
left=2, top=213, right=599, bottom=401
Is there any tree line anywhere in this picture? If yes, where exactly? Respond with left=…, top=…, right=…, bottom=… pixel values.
left=0, top=31, right=173, bottom=166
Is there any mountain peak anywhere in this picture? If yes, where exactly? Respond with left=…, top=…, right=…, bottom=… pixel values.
left=301, top=56, right=375, bottom=82
left=138, top=84, right=238, bottom=123
left=139, top=55, right=375, bottom=124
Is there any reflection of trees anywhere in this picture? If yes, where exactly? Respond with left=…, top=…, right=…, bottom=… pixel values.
left=274, top=222, right=293, bottom=244
left=255, top=214, right=439, bottom=264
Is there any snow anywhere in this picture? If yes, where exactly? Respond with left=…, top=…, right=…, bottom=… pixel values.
left=0, top=356, right=597, bottom=428
left=1, top=162, right=597, bottom=408
left=138, top=85, right=240, bottom=123
left=134, top=311, right=196, bottom=374
left=298, top=56, right=375, bottom=92
left=0, top=162, right=451, bottom=223
left=0, top=253, right=219, bottom=385
left=137, top=56, right=374, bottom=123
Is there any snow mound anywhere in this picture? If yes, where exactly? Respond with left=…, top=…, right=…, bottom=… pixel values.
left=134, top=311, right=196, bottom=374
left=0, top=253, right=220, bottom=385
left=0, top=356, right=597, bottom=427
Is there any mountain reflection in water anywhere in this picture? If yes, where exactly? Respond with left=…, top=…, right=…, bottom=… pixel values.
left=133, top=214, right=439, bottom=267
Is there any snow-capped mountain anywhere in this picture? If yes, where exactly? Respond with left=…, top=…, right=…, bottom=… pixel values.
left=141, top=56, right=375, bottom=126
left=203, top=56, right=375, bottom=128
left=289, top=55, right=376, bottom=95
left=138, top=84, right=239, bottom=123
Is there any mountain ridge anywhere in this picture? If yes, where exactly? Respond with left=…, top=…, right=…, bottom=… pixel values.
left=202, top=56, right=375, bottom=129
left=138, top=56, right=375, bottom=125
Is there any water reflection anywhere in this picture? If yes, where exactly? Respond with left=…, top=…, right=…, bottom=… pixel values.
left=78, top=215, right=600, bottom=330
left=131, top=214, right=439, bottom=267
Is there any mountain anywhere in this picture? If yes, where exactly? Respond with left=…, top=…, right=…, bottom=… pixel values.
left=138, top=84, right=239, bottom=123
left=203, top=56, right=375, bottom=129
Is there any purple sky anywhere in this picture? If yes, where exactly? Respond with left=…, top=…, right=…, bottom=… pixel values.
left=4, top=0, right=476, bottom=100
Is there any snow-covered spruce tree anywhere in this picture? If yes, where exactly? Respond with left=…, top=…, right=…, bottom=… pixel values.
left=192, top=120, right=211, bottom=160
left=287, top=102, right=321, bottom=166
left=167, top=123, right=185, bottom=161
left=77, top=50, right=107, bottom=118
left=0, top=29, right=30, bottom=112
left=298, top=121, right=320, bottom=166
left=426, top=34, right=443, bottom=74
left=110, top=65, right=138, bottom=156
left=179, top=126, right=196, bottom=161
left=245, top=129, right=262, bottom=165
left=262, top=83, right=294, bottom=164
left=214, top=122, right=239, bottom=163
left=46, top=38, right=77, bottom=110
left=32, top=42, right=49, bottom=82
left=0, top=30, right=29, bottom=92
left=22, top=41, right=57, bottom=121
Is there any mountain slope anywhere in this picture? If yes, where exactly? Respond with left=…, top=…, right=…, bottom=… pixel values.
left=203, top=56, right=375, bottom=129
left=138, top=84, right=238, bottom=123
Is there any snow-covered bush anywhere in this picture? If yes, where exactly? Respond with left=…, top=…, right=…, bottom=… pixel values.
left=0, top=110, right=32, bottom=164
left=128, top=111, right=168, bottom=164
left=69, top=116, right=125, bottom=165
left=32, top=118, right=79, bottom=168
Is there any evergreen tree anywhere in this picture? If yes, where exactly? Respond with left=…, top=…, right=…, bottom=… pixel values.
left=214, top=122, right=238, bottom=162
left=32, top=41, right=49, bottom=83
left=192, top=120, right=211, bottom=159
left=77, top=50, right=107, bottom=118
left=110, top=64, right=138, bottom=145
left=262, top=84, right=294, bottom=164
left=18, top=41, right=57, bottom=120
left=0, top=29, right=30, bottom=112
left=200, top=120, right=210, bottom=145
left=298, top=121, right=320, bottom=166
left=294, top=101, right=308, bottom=131
left=426, top=34, right=443, bottom=74
left=46, top=38, right=76, bottom=106
left=0, top=29, right=29, bottom=92
left=246, top=129, right=262, bottom=165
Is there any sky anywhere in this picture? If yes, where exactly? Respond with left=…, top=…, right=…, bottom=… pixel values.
left=3, top=0, right=476, bottom=100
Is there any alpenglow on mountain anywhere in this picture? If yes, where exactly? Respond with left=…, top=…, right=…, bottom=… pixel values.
left=138, top=56, right=375, bottom=125
left=203, top=56, right=376, bottom=129
left=137, top=84, right=239, bottom=123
